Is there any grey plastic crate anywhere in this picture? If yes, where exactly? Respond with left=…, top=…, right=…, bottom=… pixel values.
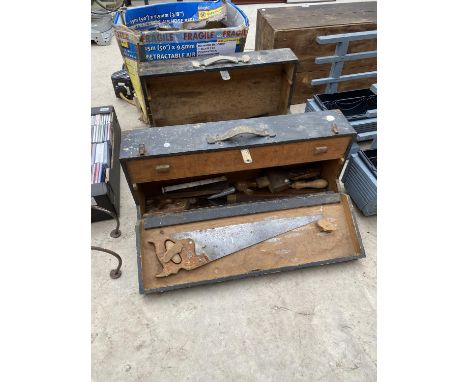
left=341, top=149, right=377, bottom=216
left=370, top=136, right=377, bottom=150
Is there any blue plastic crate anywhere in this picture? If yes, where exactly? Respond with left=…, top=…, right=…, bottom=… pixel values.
left=341, top=149, right=377, bottom=216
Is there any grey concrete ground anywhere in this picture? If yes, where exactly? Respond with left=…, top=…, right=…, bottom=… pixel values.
left=91, top=1, right=376, bottom=381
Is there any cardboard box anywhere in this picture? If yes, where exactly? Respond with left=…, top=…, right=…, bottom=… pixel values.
left=113, top=1, right=249, bottom=123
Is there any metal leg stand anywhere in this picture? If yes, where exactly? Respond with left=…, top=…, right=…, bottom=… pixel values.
left=91, top=246, right=123, bottom=279
left=91, top=205, right=121, bottom=238
left=91, top=205, right=122, bottom=279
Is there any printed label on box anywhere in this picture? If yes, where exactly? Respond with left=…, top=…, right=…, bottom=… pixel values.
left=198, top=6, right=225, bottom=21
left=197, top=40, right=237, bottom=56
left=113, top=1, right=248, bottom=63
left=216, top=39, right=238, bottom=55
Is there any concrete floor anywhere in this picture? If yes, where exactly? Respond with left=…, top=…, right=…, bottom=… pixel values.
left=91, top=2, right=376, bottom=381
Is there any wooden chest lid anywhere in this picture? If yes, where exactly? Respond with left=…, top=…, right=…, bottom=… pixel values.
left=120, top=110, right=355, bottom=161
left=258, top=1, right=376, bottom=30
left=138, top=48, right=298, bottom=78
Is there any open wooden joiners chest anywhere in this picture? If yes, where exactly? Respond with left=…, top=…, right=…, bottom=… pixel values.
left=138, top=48, right=298, bottom=126
left=255, top=2, right=377, bottom=104
left=120, top=110, right=365, bottom=294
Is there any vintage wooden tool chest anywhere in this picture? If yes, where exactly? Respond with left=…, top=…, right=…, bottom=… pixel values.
left=255, top=2, right=377, bottom=104
left=138, top=48, right=298, bottom=126
left=120, top=110, right=365, bottom=294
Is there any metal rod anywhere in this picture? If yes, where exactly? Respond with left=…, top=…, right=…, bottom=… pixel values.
left=365, top=109, right=377, bottom=118
left=91, top=205, right=121, bottom=238
left=91, top=246, right=123, bottom=279
left=316, top=30, right=377, bottom=44
left=162, top=176, right=227, bottom=194
left=356, top=131, right=377, bottom=142
left=312, top=71, right=377, bottom=86
left=349, top=118, right=377, bottom=127
left=315, top=50, right=377, bottom=64
left=327, top=40, right=349, bottom=93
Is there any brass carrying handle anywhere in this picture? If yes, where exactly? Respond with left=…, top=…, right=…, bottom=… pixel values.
left=193, top=55, right=250, bottom=67
left=206, top=125, right=276, bottom=144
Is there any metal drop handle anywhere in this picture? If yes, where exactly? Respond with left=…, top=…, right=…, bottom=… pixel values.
left=193, top=54, right=250, bottom=68
left=206, top=125, right=276, bottom=144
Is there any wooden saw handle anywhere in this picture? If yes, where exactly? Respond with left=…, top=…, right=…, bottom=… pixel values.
left=290, top=179, right=328, bottom=189
left=149, top=238, right=210, bottom=278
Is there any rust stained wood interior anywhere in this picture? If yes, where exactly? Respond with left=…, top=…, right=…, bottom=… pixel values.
left=138, top=195, right=363, bottom=292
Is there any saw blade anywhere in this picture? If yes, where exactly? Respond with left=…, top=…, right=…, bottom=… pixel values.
left=171, top=214, right=323, bottom=262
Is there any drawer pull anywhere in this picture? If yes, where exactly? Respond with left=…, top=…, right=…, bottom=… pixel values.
left=207, top=125, right=276, bottom=144
left=155, top=164, right=170, bottom=173
left=314, top=146, right=328, bottom=154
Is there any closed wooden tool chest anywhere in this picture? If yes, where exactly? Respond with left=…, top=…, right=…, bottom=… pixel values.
left=138, top=48, right=298, bottom=126
left=120, top=110, right=365, bottom=294
left=255, top=2, right=377, bottom=104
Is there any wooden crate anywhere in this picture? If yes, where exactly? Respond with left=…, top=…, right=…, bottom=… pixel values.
left=138, top=49, right=298, bottom=126
left=120, top=110, right=364, bottom=294
left=255, top=2, right=377, bottom=104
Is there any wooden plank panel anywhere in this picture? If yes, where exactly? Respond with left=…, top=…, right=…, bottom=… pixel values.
left=126, top=136, right=352, bottom=184
left=139, top=48, right=298, bottom=78
left=256, top=2, right=376, bottom=32
left=139, top=198, right=364, bottom=292
left=273, top=24, right=377, bottom=72
left=277, top=62, right=296, bottom=114
left=255, top=10, right=276, bottom=51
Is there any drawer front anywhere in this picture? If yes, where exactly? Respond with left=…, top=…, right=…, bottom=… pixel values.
left=126, top=136, right=351, bottom=184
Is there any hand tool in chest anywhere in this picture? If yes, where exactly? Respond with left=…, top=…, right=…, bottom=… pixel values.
left=120, top=110, right=365, bottom=293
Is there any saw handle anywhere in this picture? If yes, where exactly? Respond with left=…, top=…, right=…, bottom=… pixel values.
left=149, top=238, right=210, bottom=278
left=290, top=179, right=328, bottom=189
